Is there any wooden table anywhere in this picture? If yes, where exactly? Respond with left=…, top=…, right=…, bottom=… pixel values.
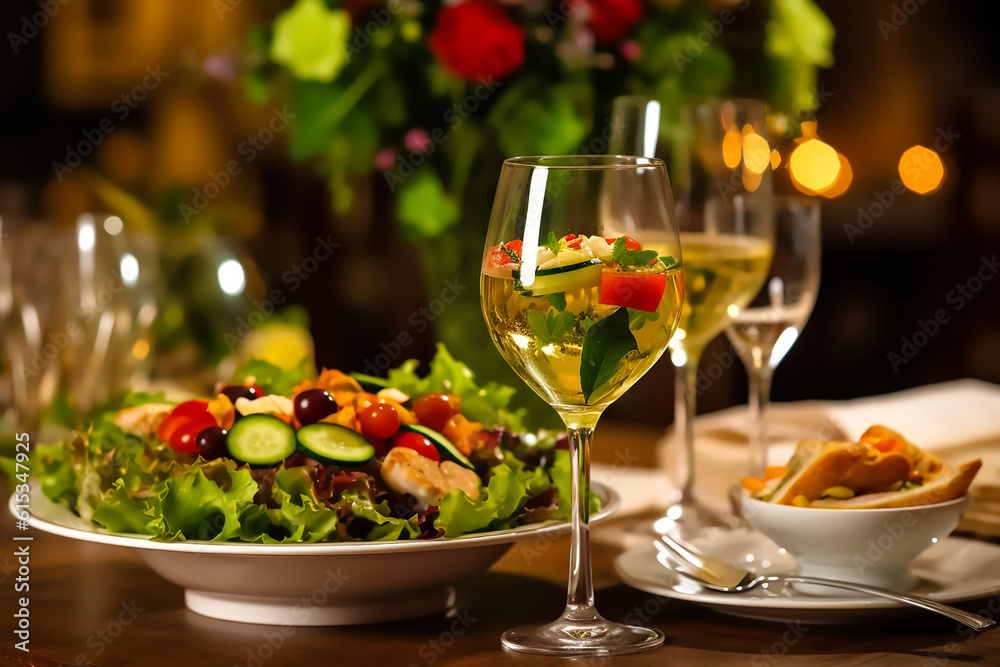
left=3, top=424, right=998, bottom=666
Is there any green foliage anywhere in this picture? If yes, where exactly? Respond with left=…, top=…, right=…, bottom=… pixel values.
left=396, top=169, right=460, bottom=238
left=270, top=0, right=352, bottom=82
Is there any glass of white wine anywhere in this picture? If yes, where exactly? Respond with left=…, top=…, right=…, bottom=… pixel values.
left=611, top=97, right=775, bottom=536
left=481, top=155, right=683, bottom=656
left=726, top=196, right=821, bottom=477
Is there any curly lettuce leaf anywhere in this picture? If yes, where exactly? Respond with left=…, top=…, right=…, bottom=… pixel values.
left=340, top=490, right=420, bottom=541
left=237, top=468, right=340, bottom=543
left=436, top=457, right=551, bottom=536
left=231, top=356, right=315, bottom=396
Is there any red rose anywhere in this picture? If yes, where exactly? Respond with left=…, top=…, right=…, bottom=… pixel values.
left=429, top=1, right=525, bottom=80
left=584, top=0, right=643, bottom=44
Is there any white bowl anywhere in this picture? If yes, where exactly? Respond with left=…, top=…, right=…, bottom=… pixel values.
left=741, top=495, right=969, bottom=593
left=16, top=481, right=618, bottom=626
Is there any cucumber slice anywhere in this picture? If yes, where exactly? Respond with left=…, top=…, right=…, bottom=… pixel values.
left=400, top=424, right=474, bottom=470
left=226, top=414, right=297, bottom=466
left=296, top=423, right=375, bottom=466
left=514, top=259, right=603, bottom=296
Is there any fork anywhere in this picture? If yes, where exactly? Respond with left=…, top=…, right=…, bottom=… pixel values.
left=654, top=534, right=996, bottom=631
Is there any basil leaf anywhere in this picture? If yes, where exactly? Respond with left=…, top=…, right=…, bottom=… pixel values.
left=659, top=255, right=677, bottom=268
left=611, top=236, right=658, bottom=268
left=627, top=307, right=661, bottom=331
left=579, top=307, right=638, bottom=402
left=547, top=293, right=567, bottom=311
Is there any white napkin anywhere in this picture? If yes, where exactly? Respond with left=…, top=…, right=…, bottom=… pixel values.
left=656, top=379, right=1000, bottom=510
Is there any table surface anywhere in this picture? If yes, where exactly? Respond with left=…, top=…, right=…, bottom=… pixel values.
left=3, top=423, right=998, bottom=667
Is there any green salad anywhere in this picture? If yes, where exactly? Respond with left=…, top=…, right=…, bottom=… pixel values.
left=19, top=345, right=598, bottom=543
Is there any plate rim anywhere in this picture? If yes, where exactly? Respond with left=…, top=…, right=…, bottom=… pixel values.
left=614, top=534, right=1000, bottom=611
left=14, top=479, right=618, bottom=555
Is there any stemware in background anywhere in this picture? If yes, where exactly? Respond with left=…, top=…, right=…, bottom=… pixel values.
left=63, top=213, right=158, bottom=415
left=611, top=97, right=775, bottom=536
left=0, top=221, right=69, bottom=434
left=481, top=156, right=683, bottom=655
left=726, top=197, right=821, bottom=477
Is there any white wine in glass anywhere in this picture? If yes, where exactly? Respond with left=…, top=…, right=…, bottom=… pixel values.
left=611, top=97, right=775, bottom=536
left=481, top=155, right=683, bottom=656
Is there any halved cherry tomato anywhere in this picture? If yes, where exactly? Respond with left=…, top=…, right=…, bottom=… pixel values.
left=393, top=432, right=441, bottom=462
left=157, top=400, right=212, bottom=443
left=413, top=393, right=461, bottom=432
left=563, top=234, right=584, bottom=249
left=169, top=417, right=216, bottom=454
left=599, top=272, right=667, bottom=312
left=605, top=235, right=642, bottom=251
left=486, top=240, right=524, bottom=267
left=359, top=403, right=401, bottom=439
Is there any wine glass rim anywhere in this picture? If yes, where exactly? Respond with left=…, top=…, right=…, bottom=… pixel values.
left=502, top=155, right=666, bottom=170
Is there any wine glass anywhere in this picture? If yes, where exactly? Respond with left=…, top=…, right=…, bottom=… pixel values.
left=481, top=155, right=683, bottom=656
left=611, top=97, right=775, bottom=536
left=726, top=196, right=821, bottom=477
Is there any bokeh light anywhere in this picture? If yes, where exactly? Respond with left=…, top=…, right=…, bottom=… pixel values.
left=218, top=259, right=246, bottom=295
left=742, top=125, right=771, bottom=174
left=789, top=139, right=841, bottom=191
left=899, top=145, right=945, bottom=194
left=722, top=127, right=742, bottom=169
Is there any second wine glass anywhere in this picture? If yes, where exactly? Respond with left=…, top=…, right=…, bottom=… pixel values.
left=612, top=97, right=775, bottom=536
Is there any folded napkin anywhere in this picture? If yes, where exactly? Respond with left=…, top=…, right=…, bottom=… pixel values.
left=656, top=379, right=1000, bottom=513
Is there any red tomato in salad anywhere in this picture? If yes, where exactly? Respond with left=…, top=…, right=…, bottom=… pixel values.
left=413, top=393, right=460, bottom=431
left=157, top=400, right=213, bottom=444
left=563, top=234, right=584, bottom=249
left=605, top=235, right=642, bottom=251
left=393, top=432, right=441, bottom=462
left=359, top=403, right=401, bottom=439
left=170, top=419, right=215, bottom=455
left=485, top=240, right=523, bottom=267
left=599, top=272, right=667, bottom=312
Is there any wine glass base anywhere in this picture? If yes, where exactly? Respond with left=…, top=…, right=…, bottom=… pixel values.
left=501, top=617, right=664, bottom=657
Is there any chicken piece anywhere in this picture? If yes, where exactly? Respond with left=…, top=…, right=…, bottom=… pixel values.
left=234, top=394, right=294, bottom=417
left=380, top=447, right=481, bottom=510
left=113, top=403, right=174, bottom=436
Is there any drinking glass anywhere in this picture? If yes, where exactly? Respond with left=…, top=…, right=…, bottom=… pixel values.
left=481, top=155, right=683, bottom=655
left=726, top=197, right=821, bottom=477
left=612, top=97, right=775, bottom=536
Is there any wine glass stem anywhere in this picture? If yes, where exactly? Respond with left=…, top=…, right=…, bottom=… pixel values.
left=748, top=366, right=774, bottom=478
left=675, top=350, right=703, bottom=500
left=560, top=413, right=600, bottom=618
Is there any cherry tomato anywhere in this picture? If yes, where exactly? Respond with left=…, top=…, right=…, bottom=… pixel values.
left=605, top=235, right=642, bottom=251
left=598, top=272, right=666, bottom=312
left=413, top=393, right=460, bottom=432
left=393, top=432, right=441, bottom=462
left=157, top=400, right=212, bottom=443
left=485, top=240, right=524, bottom=267
left=170, top=417, right=216, bottom=454
left=359, top=403, right=401, bottom=439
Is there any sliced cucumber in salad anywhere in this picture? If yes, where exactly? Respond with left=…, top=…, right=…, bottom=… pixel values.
left=400, top=424, right=474, bottom=470
left=297, top=423, right=376, bottom=466
left=226, top=414, right=297, bottom=465
left=514, top=258, right=603, bottom=296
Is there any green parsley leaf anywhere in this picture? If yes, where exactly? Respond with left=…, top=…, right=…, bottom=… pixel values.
left=545, top=231, right=562, bottom=256
left=611, top=236, right=659, bottom=268
left=527, top=309, right=576, bottom=346
left=627, top=307, right=661, bottom=331
left=659, top=255, right=677, bottom=268
left=579, top=307, right=638, bottom=402
left=547, top=293, right=567, bottom=311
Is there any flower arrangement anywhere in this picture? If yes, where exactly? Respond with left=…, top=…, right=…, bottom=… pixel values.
left=240, top=0, right=833, bottom=396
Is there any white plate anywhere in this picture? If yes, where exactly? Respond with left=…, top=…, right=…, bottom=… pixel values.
left=15, top=480, right=617, bottom=626
left=615, top=530, right=1000, bottom=624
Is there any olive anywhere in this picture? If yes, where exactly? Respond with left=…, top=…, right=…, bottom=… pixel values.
left=294, top=388, right=337, bottom=425
left=196, top=426, right=229, bottom=460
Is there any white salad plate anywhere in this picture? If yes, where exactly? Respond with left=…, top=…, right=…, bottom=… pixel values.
left=615, top=530, right=1000, bottom=624
left=13, top=480, right=618, bottom=626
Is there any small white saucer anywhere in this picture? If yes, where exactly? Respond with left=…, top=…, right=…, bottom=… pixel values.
left=615, top=531, right=1000, bottom=624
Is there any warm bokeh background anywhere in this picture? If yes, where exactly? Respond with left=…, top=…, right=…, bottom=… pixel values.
left=1, top=0, right=997, bottom=427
